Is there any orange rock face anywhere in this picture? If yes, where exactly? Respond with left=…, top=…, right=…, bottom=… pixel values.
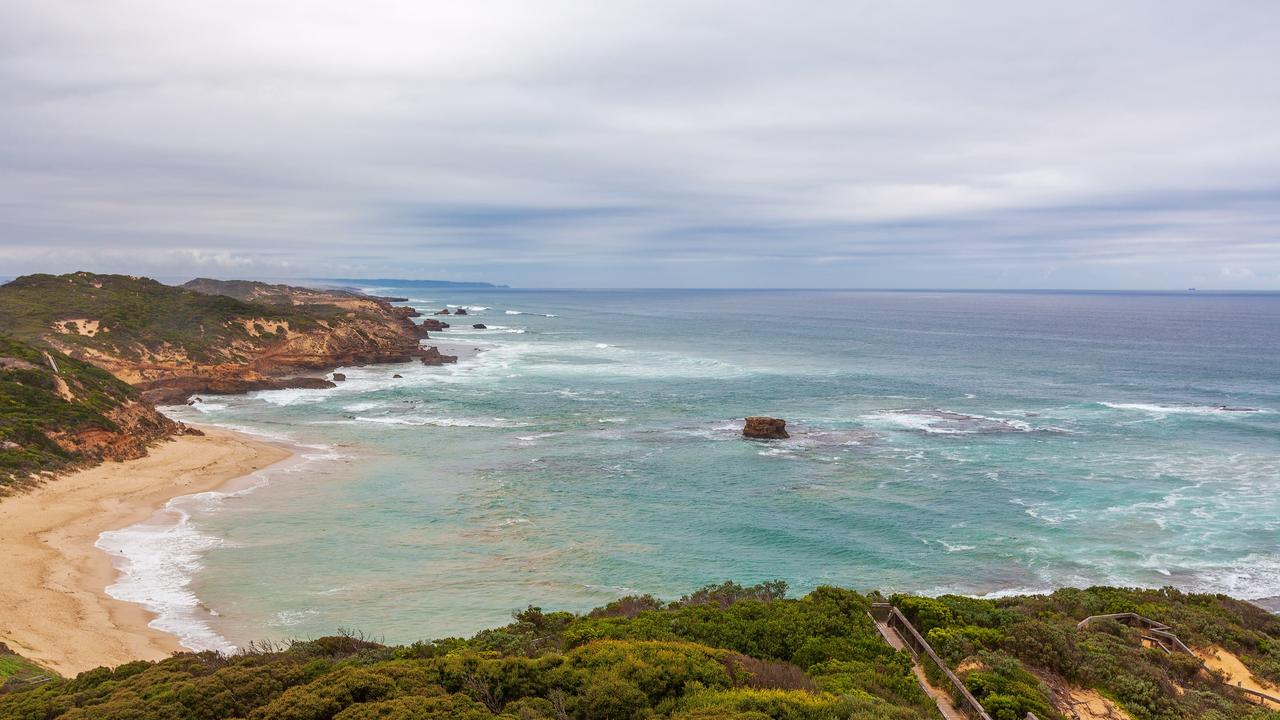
left=743, top=416, right=789, bottom=439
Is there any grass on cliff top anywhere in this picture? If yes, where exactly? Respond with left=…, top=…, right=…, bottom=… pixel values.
left=0, top=272, right=336, bottom=363
left=181, top=278, right=364, bottom=304
left=0, top=335, right=141, bottom=489
left=1, top=583, right=1277, bottom=720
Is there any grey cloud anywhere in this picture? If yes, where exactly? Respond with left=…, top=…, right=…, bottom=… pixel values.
left=1, top=1, right=1278, bottom=287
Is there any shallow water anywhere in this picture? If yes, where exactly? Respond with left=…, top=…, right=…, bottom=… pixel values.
left=108, top=289, right=1280, bottom=648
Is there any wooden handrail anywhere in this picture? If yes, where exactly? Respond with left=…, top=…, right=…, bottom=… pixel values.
left=1078, top=612, right=1280, bottom=707
left=872, top=603, right=994, bottom=720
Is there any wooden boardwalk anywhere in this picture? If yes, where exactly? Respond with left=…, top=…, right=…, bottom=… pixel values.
left=1078, top=613, right=1280, bottom=709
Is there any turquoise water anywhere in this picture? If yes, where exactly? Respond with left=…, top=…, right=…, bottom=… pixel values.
left=104, top=289, right=1280, bottom=650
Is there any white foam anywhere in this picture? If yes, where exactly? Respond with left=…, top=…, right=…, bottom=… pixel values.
left=1100, top=402, right=1268, bottom=416
left=252, top=387, right=330, bottom=406
left=862, top=409, right=1033, bottom=434
left=190, top=403, right=228, bottom=413
left=1184, top=554, right=1280, bottom=601
left=972, top=586, right=1059, bottom=600
left=343, top=401, right=385, bottom=412
left=465, top=324, right=526, bottom=334
left=95, top=475, right=280, bottom=653
left=353, top=415, right=529, bottom=428
left=95, top=437, right=339, bottom=653
left=270, top=609, right=319, bottom=627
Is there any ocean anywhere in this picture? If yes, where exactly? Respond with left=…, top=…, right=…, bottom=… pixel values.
left=98, top=289, right=1280, bottom=651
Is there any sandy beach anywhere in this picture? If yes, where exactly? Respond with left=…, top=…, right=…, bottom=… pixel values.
left=0, top=427, right=291, bottom=677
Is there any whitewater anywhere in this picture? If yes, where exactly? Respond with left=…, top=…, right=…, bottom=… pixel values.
left=109, top=289, right=1280, bottom=650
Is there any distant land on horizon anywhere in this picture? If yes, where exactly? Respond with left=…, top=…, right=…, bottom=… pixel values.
left=321, top=277, right=509, bottom=289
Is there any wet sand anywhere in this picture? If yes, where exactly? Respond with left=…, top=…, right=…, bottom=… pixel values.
left=0, top=428, right=291, bottom=676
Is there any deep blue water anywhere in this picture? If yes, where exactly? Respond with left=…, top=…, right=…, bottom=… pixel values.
left=102, top=289, right=1280, bottom=650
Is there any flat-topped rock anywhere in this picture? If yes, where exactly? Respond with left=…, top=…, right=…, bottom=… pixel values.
left=743, top=416, right=789, bottom=439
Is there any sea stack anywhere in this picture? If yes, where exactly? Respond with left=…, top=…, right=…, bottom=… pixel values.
left=420, top=346, right=459, bottom=365
left=743, top=416, right=789, bottom=439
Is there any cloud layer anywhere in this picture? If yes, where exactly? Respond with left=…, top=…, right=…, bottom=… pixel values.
left=2, top=1, right=1278, bottom=287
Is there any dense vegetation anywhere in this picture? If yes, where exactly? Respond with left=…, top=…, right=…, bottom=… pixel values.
left=895, top=586, right=1280, bottom=720
left=181, top=279, right=362, bottom=305
left=0, top=335, right=163, bottom=489
left=1, top=583, right=1277, bottom=720
left=0, top=273, right=326, bottom=364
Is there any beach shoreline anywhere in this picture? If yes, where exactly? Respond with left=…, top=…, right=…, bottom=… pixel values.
left=0, top=427, right=292, bottom=677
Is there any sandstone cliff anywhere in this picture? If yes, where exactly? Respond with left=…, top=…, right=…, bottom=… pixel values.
left=0, top=336, right=184, bottom=490
left=0, top=273, right=430, bottom=404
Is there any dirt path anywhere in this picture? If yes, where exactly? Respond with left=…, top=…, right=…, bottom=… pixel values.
left=1195, top=646, right=1280, bottom=708
left=872, top=617, right=965, bottom=720
left=1064, top=687, right=1130, bottom=720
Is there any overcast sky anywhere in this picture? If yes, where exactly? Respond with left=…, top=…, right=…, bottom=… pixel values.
left=2, top=1, right=1278, bottom=288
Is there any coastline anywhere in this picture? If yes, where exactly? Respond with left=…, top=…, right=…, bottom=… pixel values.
left=0, top=427, right=292, bottom=677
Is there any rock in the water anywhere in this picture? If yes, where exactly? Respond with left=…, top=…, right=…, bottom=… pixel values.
left=472, top=323, right=487, bottom=329
left=392, top=374, right=403, bottom=378
left=419, top=319, right=449, bottom=331
left=332, top=372, right=346, bottom=381
left=454, top=308, right=468, bottom=316
left=743, top=416, right=789, bottom=439
left=420, top=346, right=459, bottom=366
left=434, top=308, right=450, bottom=315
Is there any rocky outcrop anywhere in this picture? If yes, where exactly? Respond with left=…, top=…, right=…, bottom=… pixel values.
left=453, top=308, right=468, bottom=316
left=434, top=308, right=450, bottom=315
left=332, top=373, right=346, bottom=381
left=420, top=347, right=459, bottom=366
left=743, top=416, right=789, bottom=439
left=1, top=336, right=189, bottom=487
left=472, top=323, right=487, bottom=329
left=49, top=399, right=183, bottom=463
left=93, top=278, right=429, bottom=401
left=420, top=319, right=450, bottom=331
